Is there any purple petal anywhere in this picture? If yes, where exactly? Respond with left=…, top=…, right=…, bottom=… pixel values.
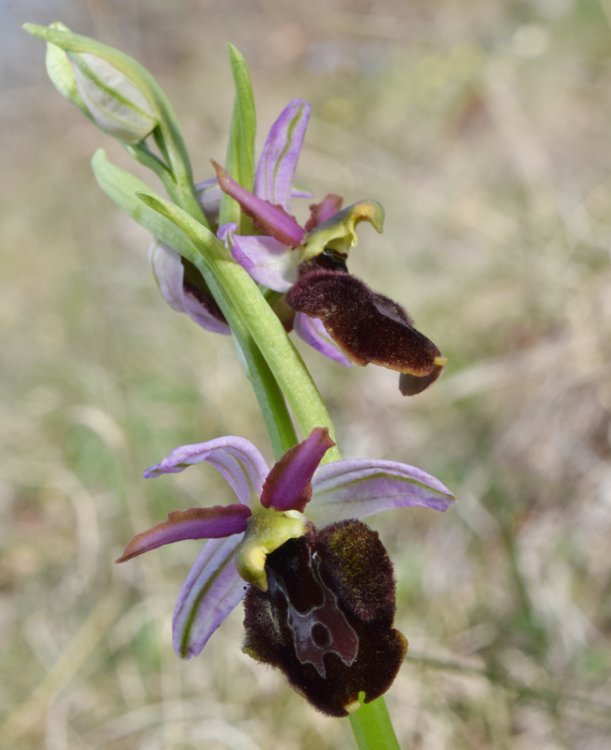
left=212, top=160, right=305, bottom=247
left=173, top=536, right=247, bottom=658
left=309, top=459, right=455, bottom=524
left=181, top=288, right=231, bottom=334
left=291, top=187, right=314, bottom=200
left=260, top=427, right=335, bottom=512
left=217, top=221, right=236, bottom=243
left=254, top=99, right=311, bottom=210
left=195, top=177, right=223, bottom=226
left=294, top=312, right=353, bottom=367
left=116, top=504, right=251, bottom=562
left=231, top=234, right=301, bottom=292
left=144, top=436, right=269, bottom=504
left=149, top=241, right=230, bottom=334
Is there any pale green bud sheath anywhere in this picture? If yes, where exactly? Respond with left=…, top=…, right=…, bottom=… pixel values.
left=43, top=22, right=157, bottom=144
left=68, top=51, right=157, bottom=144
left=45, top=23, right=88, bottom=115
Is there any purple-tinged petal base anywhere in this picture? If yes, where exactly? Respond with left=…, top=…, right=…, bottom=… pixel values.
left=144, top=436, right=269, bottom=504
left=230, top=234, right=301, bottom=292
left=195, top=177, right=223, bottom=227
left=261, top=427, right=335, bottom=512
left=116, top=504, right=251, bottom=562
left=173, top=536, right=246, bottom=658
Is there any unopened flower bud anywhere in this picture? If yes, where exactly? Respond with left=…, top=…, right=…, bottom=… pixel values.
left=44, top=23, right=157, bottom=144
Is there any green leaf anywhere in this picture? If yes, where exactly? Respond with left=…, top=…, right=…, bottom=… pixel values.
left=91, top=149, right=195, bottom=256
left=135, top=191, right=225, bottom=264
left=219, top=44, right=256, bottom=231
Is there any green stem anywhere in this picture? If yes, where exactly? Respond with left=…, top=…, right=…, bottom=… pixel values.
left=159, top=173, right=301, bottom=459
left=224, top=296, right=298, bottom=457
left=349, top=696, right=401, bottom=750
left=210, top=258, right=340, bottom=457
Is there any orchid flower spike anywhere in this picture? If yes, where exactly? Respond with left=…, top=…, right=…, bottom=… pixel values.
left=118, top=428, right=454, bottom=715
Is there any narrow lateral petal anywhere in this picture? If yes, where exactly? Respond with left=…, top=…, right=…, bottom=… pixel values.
left=212, top=160, right=304, bottom=247
left=116, top=504, right=251, bottom=562
left=293, top=313, right=353, bottom=367
left=287, top=269, right=445, bottom=392
left=231, top=234, right=301, bottom=292
left=144, top=436, right=269, bottom=504
left=309, top=459, right=455, bottom=525
left=173, top=536, right=247, bottom=658
left=261, top=427, right=335, bottom=512
left=304, top=194, right=344, bottom=232
left=254, top=99, right=311, bottom=209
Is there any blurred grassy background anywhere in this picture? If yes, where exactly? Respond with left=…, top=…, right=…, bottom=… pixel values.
left=2, top=0, right=611, bottom=748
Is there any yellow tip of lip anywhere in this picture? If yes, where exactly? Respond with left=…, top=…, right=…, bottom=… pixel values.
left=344, top=699, right=362, bottom=714
left=434, top=355, right=448, bottom=367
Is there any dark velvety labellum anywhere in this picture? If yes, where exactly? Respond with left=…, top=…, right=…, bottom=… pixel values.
left=307, top=250, right=349, bottom=274
left=286, top=269, right=442, bottom=382
left=399, top=366, right=443, bottom=396
left=243, top=521, right=407, bottom=716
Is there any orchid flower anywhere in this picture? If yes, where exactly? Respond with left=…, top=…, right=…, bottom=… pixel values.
left=118, top=427, right=454, bottom=715
left=149, top=100, right=312, bottom=336
left=213, top=118, right=447, bottom=395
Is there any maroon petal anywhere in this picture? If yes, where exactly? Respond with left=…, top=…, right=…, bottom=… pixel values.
left=304, top=194, right=344, bottom=232
left=287, top=269, right=446, bottom=394
left=116, top=504, right=251, bottom=562
left=212, top=160, right=304, bottom=247
left=260, top=427, right=335, bottom=512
